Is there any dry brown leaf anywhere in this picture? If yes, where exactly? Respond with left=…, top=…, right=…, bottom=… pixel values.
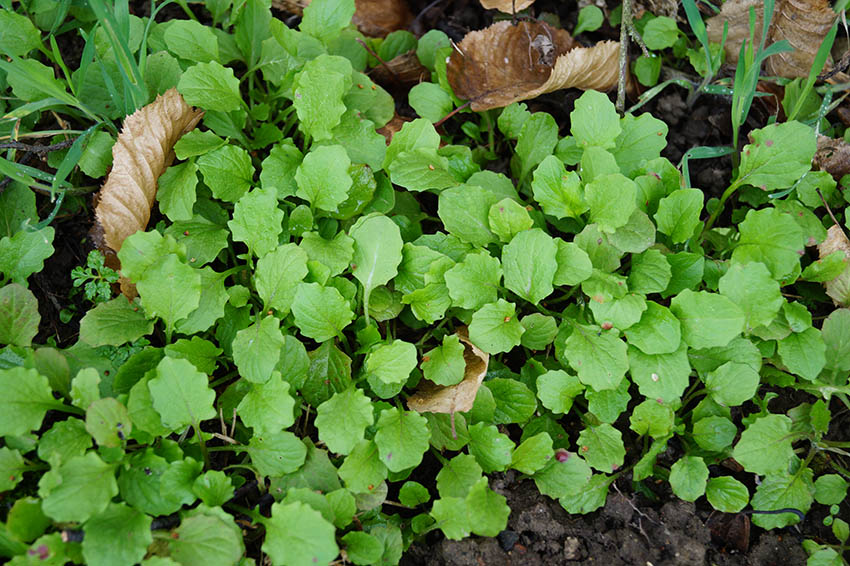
left=479, top=0, right=535, bottom=13
left=707, top=0, right=836, bottom=78
left=370, top=51, right=429, bottom=89
left=814, top=134, right=850, bottom=181
left=407, top=327, right=489, bottom=416
left=817, top=225, right=850, bottom=306
left=94, top=88, right=203, bottom=257
left=446, top=20, right=620, bottom=111
left=271, top=0, right=411, bottom=37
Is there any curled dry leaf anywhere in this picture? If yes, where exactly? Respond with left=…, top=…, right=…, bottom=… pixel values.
left=446, top=20, right=620, bottom=111
left=817, top=225, right=850, bottom=306
left=707, top=0, right=836, bottom=79
left=814, top=134, right=850, bottom=181
left=95, top=88, right=203, bottom=255
left=479, top=0, right=535, bottom=13
left=93, top=88, right=203, bottom=297
left=407, top=326, right=489, bottom=419
left=271, top=0, right=411, bottom=37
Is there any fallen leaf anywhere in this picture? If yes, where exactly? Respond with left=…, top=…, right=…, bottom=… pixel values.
left=479, top=0, right=535, bottom=13
left=370, top=51, right=429, bottom=89
left=271, top=0, right=411, bottom=37
left=707, top=0, right=836, bottom=78
left=94, top=88, right=203, bottom=256
left=407, top=326, right=489, bottom=415
left=817, top=225, right=850, bottom=306
left=814, top=134, right=850, bottom=181
left=377, top=113, right=412, bottom=145
left=446, top=20, right=620, bottom=111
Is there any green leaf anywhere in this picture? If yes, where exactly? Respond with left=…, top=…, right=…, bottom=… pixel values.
left=823, top=309, right=850, bottom=373
left=170, top=510, right=244, bottom=566
left=488, top=377, right=537, bottom=424
left=438, top=185, right=498, bottom=247
left=624, top=301, right=681, bottom=355
left=374, top=408, right=430, bottom=472
left=350, top=214, right=403, bottom=321
left=511, top=432, right=553, bottom=474
left=514, top=112, right=558, bottom=180
left=82, top=503, right=152, bottom=566
left=341, top=532, right=383, bottom=565
left=237, top=372, right=296, bottom=435
left=444, top=251, right=502, bottom=310
left=586, top=379, right=631, bottom=423
left=704, top=361, right=760, bottom=406
left=300, top=232, right=354, bottom=277
left=554, top=239, right=593, bottom=286
left=814, top=474, right=848, bottom=505
left=197, top=144, right=254, bottom=203
left=0, top=283, right=40, bottom=347
left=0, top=367, right=55, bottom=436
left=292, top=282, right=354, bottom=341
left=570, top=90, right=621, bottom=149
left=665, top=455, right=708, bottom=505
left=5, top=497, right=50, bottom=543
left=777, top=327, right=826, bottom=381
left=148, top=357, right=216, bottom=431
left=174, top=130, right=226, bottom=159
left=0, top=11, right=41, bottom=56
left=85, top=397, right=130, bottom=448
left=0, top=447, right=25, bottom=492
left=436, top=454, right=482, bottom=498
left=294, top=55, right=352, bottom=140
left=175, top=265, right=229, bottom=334
left=654, top=189, right=703, bottom=244
left=562, top=325, right=628, bottom=391
left=229, top=187, right=284, bottom=258
left=295, top=145, right=352, bottom=212
left=670, top=289, right=745, bottom=349
left=260, top=140, right=302, bottom=199
left=751, top=468, right=814, bottom=529
left=488, top=198, right=533, bottom=243
left=466, top=477, right=510, bottom=537
left=585, top=174, right=637, bottom=233
left=178, top=61, right=242, bottom=111
left=536, top=370, right=583, bottom=414
left=719, top=262, right=783, bottom=332
left=254, top=244, right=308, bottom=316
left=193, top=470, right=234, bottom=507
left=37, top=419, right=92, bottom=466
left=520, top=313, right=558, bottom=350
left=0, top=226, right=54, bottom=284
left=692, top=415, right=737, bottom=452
left=165, top=216, right=229, bottom=267
left=732, top=414, right=795, bottom=475
left=643, top=16, right=679, bottom=49
left=315, top=387, right=374, bottom=455
left=611, top=113, right=668, bottom=175
left=706, top=476, right=749, bottom=513
left=629, top=398, right=674, bottom=438
left=531, top=155, right=587, bottom=220
left=337, top=439, right=388, bottom=493
left=468, top=423, right=514, bottom=473
left=409, top=82, right=453, bottom=123
left=736, top=121, right=816, bottom=191
left=79, top=297, right=153, bottom=347
left=247, top=431, right=307, bottom=476
left=628, top=342, right=691, bottom=403
left=40, top=452, right=118, bottom=523
left=468, top=299, right=524, bottom=354
left=588, top=292, right=646, bottom=331
left=232, top=315, right=285, bottom=384
left=300, top=0, right=355, bottom=43
left=156, top=160, right=198, bottom=222
left=302, top=340, right=352, bottom=406
left=577, top=423, right=625, bottom=472
left=422, top=334, right=466, bottom=386
left=431, top=497, right=471, bottom=540
left=532, top=452, right=592, bottom=498
left=165, top=19, right=219, bottom=62
left=502, top=229, right=557, bottom=304
left=628, top=249, right=671, bottom=294
left=399, top=481, right=431, bottom=507
left=366, top=340, right=417, bottom=384
left=137, top=254, right=202, bottom=337
left=732, top=207, right=805, bottom=281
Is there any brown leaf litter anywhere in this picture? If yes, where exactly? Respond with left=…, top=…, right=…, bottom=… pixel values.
left=446, top=20, right=620, bottom=111
left=271, top=0, right=411, bottom=37
left=407, top=327, right=489, bottom=431
left=706, top=0, right=838, bottom=79
left=817, top=225, right=850, bottom=307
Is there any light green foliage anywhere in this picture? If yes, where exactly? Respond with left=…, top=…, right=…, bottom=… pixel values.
left=502, top=229, right=557, bottom=304
left=571, top=90, right=621, bottom=148
left=295, top=145, right=352, bottom=212
left=237, top=372, right=296, bottom=435
left=315, top=387, right=374, bottom=455
left=350, top=214, right=403, bottom=322
left=0, top=367, right=55, bottom=436
left=374, top=408, right=430, bottom=472
left=732, top=414, right=795, bottom=475
left=148, top=357, right=216, bottom=431
left=669, top=456, right=708, bottom=502
left=562, top=326, right=628, bottom=391
left=670, top=289, right=745, bottom=349
left=229, top=187, right=284, bottom=258
left=292, top=282, right=354, bottom=341
left=422, top=334, right=466, bottom=386
left=736, top=121, right=816, bottom=191
left=365, top=340, right=417, bottom=384
left=468, top=299, right=524, bottom=354
left=0, top=226, right=54, bottom=285
left=177, top=61, right=242, bottom=111
left=654, top=189, right=703, bottom=244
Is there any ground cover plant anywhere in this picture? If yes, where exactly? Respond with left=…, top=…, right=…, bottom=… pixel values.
left=0, top=0, right=849, bottom=565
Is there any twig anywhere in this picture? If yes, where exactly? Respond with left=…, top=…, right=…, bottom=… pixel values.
left=0, top=138, right=77, bottom=154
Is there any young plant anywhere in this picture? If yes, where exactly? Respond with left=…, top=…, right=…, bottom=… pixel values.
left=71, top=250, right=120, bottom=304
